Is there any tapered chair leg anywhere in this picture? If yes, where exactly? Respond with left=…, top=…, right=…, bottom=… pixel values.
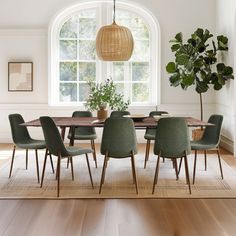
left=70, top=157, right=74, bottom=181
left=66, top=157, right=70, bottom=168
left=57, top=154, right=61, bottom=197
left=99, top=152, right=108, bottom=194
left=217, top=148, right=224, bottom=179
left=193, top=150, right=197, bottom=184
left=131, top=151, right=138, bottom=194
left=152, top=152, right=161, bottom=194
left=144, top=140, right=150, bottom=168
left=204, top=150, right=207, bottom=171
left=184, top=152, right=191, bottom=194
left=35, top=149, right=40, bottom=183
left=41, top=150, right=48, bottom=188
left=49, top=153, right=54, bottom=174
left=178, top=157, right=183, bottom=176
left=85, top=154, right=94, bottom=188
left=9, top=145, right=16, bottom=178
left=91, top=140, right=97, bottom=168
left=174, top=159, right=179, bottom=180
left=26, top=149, right=28, bottom=170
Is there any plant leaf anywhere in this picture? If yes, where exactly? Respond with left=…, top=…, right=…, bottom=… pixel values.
left=166, top=62, right=176, bottom=73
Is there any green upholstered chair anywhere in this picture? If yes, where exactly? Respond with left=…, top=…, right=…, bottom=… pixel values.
left=99, top=117, right=138, bottom=194
left=152, top=117, right=191, bottom=194
left=8, top=113, right=54, bottom=183
left=110, top=110, right=130, bottom=118
left=67, top=111, right=98, bottom=168
left=190, top=114, right=223, bottom=184
left=40, top=116, right=94, bottom=197
left=144, top=111, right=168, bottom=168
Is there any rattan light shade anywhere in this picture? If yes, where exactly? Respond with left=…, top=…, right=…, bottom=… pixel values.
left=96, top=22, right=134, bottom=61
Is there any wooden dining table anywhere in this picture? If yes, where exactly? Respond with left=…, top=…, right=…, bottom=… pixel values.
left=22, top=116, right=212, bottom=146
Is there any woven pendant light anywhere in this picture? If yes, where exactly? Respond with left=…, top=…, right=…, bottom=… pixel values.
left=96, top=0, right=134, bottom=61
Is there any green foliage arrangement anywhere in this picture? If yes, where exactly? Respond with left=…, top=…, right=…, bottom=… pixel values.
left=166, top=28, right=234, bottom=120
left=85, top=78, right=130, bottom=111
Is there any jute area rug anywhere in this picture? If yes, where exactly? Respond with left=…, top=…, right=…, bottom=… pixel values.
left=0, top=149, right=235, bottom=199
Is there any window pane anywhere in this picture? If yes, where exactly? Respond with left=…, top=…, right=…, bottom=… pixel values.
left=132, top=62, right=149, bottom=81
left=79, top=62, right=96, bottom=81
left=60, top=16, right=77, bottom=38
left=114, top=83, right=124, bottom=95
left=60, top=62, right=77, bottom=81
left=79, top=40, right=95, bottom=60
left=60, top=83, right=77, bottom=102
left=113, top=62, right=124, bottom=81
left=79, top=83, right=90, bottom=101
left=131, top=40, right=149, bottom=61
left=78, top=9, right=96, bottom=18
left=132, top=83, right=149, bottom=102
left=60, top=40, right=77, bottom=60
left=79, top=18, right=96, bottom=39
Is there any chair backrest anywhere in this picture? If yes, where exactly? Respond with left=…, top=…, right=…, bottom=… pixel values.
left=154, top=117, right=190, bottom=157
left=101, top=117, right=137, bottom=158
left=110, top=110, right=130, bottom=118
left=40, top=116, right=68, bottom=156
left=70, top=111, right=96, bottom=137
left=202, top=114, right=223, bottom=146
left=149, top=111, right=168, bottom=117
left=9, top=114, right=31, bottom=144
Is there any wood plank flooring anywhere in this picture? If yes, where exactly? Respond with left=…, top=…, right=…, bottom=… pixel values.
left=0, top=144, right=236, bottom=235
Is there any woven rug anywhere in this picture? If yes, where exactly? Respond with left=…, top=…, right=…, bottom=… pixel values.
left=0, top=149, right=236, bottom=198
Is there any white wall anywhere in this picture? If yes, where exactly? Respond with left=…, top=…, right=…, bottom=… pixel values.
left=0, top=0, right=217, bottom=143
left=215, top=0, right=236, bottom=154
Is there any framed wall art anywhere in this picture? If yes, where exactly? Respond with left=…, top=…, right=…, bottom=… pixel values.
left=8, top=62, right=33, bottom=91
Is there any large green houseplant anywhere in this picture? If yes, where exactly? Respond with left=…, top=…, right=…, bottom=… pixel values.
left=166, top=28, right=234, bottom=121
left=85, top=78, right=130, bottom=119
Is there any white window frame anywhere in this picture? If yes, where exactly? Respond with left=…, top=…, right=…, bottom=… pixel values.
left=48, top=0, right=161, bottom=107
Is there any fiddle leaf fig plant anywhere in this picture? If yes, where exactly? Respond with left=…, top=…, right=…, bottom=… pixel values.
left=166, top=28, right=234, bottom=120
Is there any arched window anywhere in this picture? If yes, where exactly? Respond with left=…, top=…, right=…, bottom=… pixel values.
left=49, top=1, right=160, bottom=106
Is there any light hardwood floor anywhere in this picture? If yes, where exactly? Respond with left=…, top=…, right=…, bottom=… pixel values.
left=0, top=144, right=236, bottom=236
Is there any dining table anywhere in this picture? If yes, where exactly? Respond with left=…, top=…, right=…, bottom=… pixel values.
left=22, top=116, right=213, bottom=146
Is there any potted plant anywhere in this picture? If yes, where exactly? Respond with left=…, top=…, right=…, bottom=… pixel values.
left=166, top=28, right=234, bottom=120
left=85, top=78, right=130, bottom=119
left=166, top=28, right=234, bottom=138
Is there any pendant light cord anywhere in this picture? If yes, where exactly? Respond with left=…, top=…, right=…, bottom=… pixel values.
left=113, top=0, right=116, bottom=23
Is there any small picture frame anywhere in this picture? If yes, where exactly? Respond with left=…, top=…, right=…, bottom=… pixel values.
left=8, top=62, right=33, bottom=91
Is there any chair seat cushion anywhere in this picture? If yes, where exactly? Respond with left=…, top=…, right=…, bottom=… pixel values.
left=68, top=133, right=97, bottom=140
left=16, top=139, right=46, bottom=149
left=144, top=128, right=156, bottom=140
left=191, top=141, right=216, bottom=150
left=64, top=146, right=93, bottom=158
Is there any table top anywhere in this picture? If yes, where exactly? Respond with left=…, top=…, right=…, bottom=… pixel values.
left=22, top=116, right=213, bottom=128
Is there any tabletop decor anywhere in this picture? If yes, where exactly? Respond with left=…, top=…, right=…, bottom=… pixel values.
left=85, top=78, right=130, bottom=119
left=166, top=28, right=234, bottom=121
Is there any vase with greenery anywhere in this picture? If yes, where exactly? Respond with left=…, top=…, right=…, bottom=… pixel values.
left=166, top=28, right=234, bottom=121
left=85, top=78, right=130, bottom=119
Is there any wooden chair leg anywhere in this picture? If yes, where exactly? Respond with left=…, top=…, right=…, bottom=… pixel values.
left=26, top=149, right=28, bottom=170
left=193, top=150, right=197, bottom=184
left=174, top=159, right=179, bottom=180
left=70, top=157, right=74, bottom=181
left=57, top=154, right=61, bottom=197
left=99, top=152, right=108, bottom=194
left=131, top=151, right=138, bottom=194
left=85, top=154, right=94, bottom=188
left=91, top=140, right=98, bottom=168
left=177, top=158, right=183, bottom=176
left=35, top=149, right=40, bottom=183
left=9, top=145, right=16, bottom=178
left=49, top=153, right=54, bottom=174
left=144, top=140, right=150, bottom=169
left=204, top=150, right=207, bottom=171
left=66, top=157, right=70, bottom=168
left=217, top=148, right=224, bottom=179
left=41, top=150, right=48, bottom=188
left=131, top=157, right=135, bottom=184
left=184, top=152, right=191, bottom=194
left=152, top=151, right=161, bottom=194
